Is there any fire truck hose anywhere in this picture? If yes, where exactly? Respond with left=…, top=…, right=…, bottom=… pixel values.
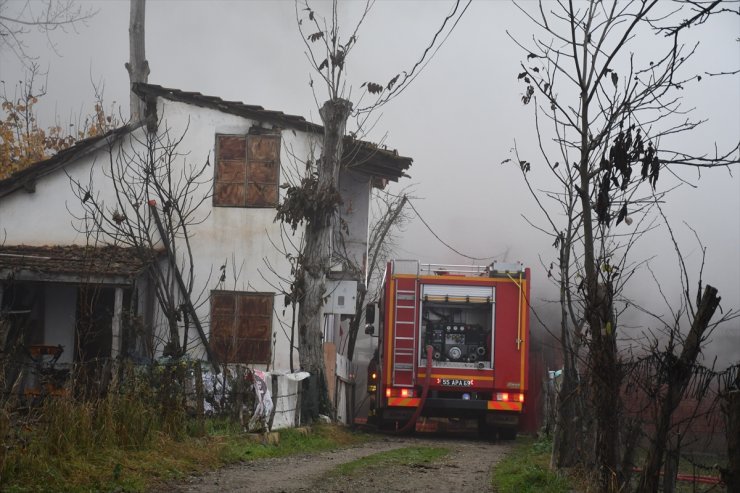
left=393, top=345, right=433, bottom=434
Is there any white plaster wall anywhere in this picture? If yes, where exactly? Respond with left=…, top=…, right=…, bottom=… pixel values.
left=43, top=284, right=77, bottom=365
left=151, top=99, right=319, bottom=372
left=337, top=169, right=372, bottom=275
left=0, top=143, right=119, bottom=246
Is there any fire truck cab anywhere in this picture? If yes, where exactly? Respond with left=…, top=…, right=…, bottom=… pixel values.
left=366, top=260, right=530, bottom=439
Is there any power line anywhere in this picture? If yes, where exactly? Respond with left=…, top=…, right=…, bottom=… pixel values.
left=406, top=198, right=503, bottom=262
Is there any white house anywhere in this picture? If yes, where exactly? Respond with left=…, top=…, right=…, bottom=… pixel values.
left=0, top=84, right=411, bottom=420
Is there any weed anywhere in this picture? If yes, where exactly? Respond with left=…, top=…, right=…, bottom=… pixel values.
left=492, top=436, right=571, bottom=493
left=331, top=446, right=449, bottom=477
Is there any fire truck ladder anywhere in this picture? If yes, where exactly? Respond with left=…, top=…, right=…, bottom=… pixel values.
left=392, top=278, right=418, bottom=387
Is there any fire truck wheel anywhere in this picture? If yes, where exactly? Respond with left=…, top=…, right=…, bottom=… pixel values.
left=477, top=418, right=496, bottom=441
left=499, top=427, right=518, bottom=441
left=376, top=411, right=396, bottom=431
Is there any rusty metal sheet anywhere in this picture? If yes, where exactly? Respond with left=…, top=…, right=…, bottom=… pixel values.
left=236, top=340, right=270, bottom=364
left=237, top=317, right=271, bottom=340
left=247, top=134, right=280, bottom=162
left=246, top=182, right=278, bottom=207
left=211, top=292, right=236, bottom=315
left=237, top=293, right=272, bottom=316
left=210, top=292, right=273, bottom=364
left=217, top=135, right=246, bottom=161
left=217, top=160, right=247, bottom=183
left=214, top=183, right=246, bottom=206
left=247, top=159, right=278, bottom=183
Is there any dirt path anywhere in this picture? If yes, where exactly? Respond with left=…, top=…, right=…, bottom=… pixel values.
left=159, top=434, right=513, bottom=493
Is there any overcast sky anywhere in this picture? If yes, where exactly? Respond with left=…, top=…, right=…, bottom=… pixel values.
left=1, top=0, right=738, bottom=364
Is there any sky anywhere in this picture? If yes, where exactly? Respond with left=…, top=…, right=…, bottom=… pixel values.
left=1, top=0, right=738, bottom=365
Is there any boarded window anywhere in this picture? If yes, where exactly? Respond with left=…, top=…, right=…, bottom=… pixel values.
left=214, top=133, right=280, bottom=207
left=210, top=291, right=273, bottom=364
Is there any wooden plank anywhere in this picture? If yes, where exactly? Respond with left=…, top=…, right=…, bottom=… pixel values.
left=324, top=342, right=337, bottom=405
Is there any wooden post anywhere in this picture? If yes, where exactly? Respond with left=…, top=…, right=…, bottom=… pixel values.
left=126, top=0, right=150, bottom=122
left=267, top=374, right=278, bottom=431
left=193, top=361, right=205, bottom=436
left=111, top=287, right=123, bottom=359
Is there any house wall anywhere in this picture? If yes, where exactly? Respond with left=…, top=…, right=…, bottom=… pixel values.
left=153, top=99, right=316, bottom=371
left=0, top=97, right=375, bottom=377
left=0, top=148, right=116, bottom=246
left=337, top=169, right=371, bottom=275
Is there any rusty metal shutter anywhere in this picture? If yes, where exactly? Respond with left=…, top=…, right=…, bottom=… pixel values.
left=246, top=134, right=280, bottom=207
left=210, top=291, right=273, bottom=364
left=214, top=135, right=247, bottom=206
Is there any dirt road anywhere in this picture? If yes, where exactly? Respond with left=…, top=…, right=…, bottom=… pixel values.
left=162, top=434, right=513, bottom=493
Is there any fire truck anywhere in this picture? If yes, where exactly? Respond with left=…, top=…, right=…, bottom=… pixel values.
left=366, top=260, right=530, bottom=439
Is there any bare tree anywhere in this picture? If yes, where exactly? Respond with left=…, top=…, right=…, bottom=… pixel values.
left=275, top=0, right=470, bottom=422
left=0, top=0, right=95, bottom=63
left=68, top=117, right=218, bottom=369
left=509, top=1, right=738, bottom=490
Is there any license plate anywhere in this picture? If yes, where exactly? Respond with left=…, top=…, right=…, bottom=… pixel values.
left=440, top=378, right=473, bottom=387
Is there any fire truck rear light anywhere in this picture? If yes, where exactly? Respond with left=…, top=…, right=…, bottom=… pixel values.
left=371, top=372, right=377, bottom=380
left=518, top=393, right=524, bottom=403
left=385, top=388, right=391, bottom=398
left=497, top=392, right=510, bottom=401
left=401, top=388, right=410, bottom=398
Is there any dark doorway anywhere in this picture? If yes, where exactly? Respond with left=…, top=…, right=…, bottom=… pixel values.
left=74, top=286, right=114, bottom=362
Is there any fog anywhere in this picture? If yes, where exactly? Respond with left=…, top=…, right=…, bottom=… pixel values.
left=1, top=1, right=737, bottom=366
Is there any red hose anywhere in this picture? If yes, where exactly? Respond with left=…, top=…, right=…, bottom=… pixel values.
left=631, top=468, right=722, bottom=485
left=393, top=345, right=433, bottom=434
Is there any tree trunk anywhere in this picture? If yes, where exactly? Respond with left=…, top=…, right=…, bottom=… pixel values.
left=552, top=238, right=588, bottom=468
left=126, top=0, right=150, bottom=122
left=637, top=285, right=721, bottom=493
left=297, top=98, right=352, bottom=423
left=577, top=56, right=620, bottom=489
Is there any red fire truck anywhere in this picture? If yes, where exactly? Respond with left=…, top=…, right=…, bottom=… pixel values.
left=366, top=260, right=531, bottom=439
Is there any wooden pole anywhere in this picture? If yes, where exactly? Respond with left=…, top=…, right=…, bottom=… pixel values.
left=126, top=0, right=150, bottom=122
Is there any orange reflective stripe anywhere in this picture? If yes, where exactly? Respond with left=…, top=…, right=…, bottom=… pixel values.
left=388, top=397, right=421, bottom=407
left=486, top=401, right=523, bottom=412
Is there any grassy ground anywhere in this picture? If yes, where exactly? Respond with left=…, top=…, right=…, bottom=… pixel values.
left=1, top=421, right=370, bottom=493
left=491, top=436, right=572, bottom=493
left=329, top=446, right=450, bottom=478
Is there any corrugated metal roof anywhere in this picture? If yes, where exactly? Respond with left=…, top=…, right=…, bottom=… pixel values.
left=0, top=244, right=154, bottom=279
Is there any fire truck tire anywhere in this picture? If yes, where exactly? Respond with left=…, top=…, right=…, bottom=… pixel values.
left=477, top=418, right=496, bottom=441
left=499, top=427, right=518, bottom=441
left=376, top=411, right=396, bottom=431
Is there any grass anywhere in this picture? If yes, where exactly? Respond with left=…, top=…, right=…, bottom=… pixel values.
left=1, top=418, right=370, bottom=493
left=492, top=436, right=572, bottom=493
left=329, top=446, right=450, bottom=477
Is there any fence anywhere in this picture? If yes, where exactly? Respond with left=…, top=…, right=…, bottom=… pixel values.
left=0, top=352, right=311, bottom=432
